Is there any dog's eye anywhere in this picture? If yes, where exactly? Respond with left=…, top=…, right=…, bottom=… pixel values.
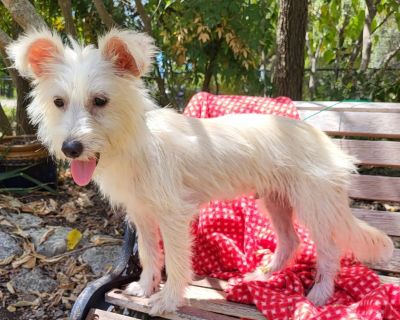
left=54, top=98, right=64, bottom=108
left=93, top=97, right=108, bottom=107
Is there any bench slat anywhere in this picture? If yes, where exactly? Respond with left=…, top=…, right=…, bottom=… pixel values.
left=368, top=248, right=400, bottom=273
left=299, top=110, right=400, bottom=138
left=334, top=139, right=400, bottom=168
left=294, top=101, right=400, bottom=113
left=350, top=175, right=400, bottom=202
left=195, top=275, right=400, bottom=289
left=87, top=309, right=140, bottom=320
left=106, top=287, right=264, bottom=320
left=352, top=208, right=400, bottom=237
left=378, top=275, right=400, bottom=285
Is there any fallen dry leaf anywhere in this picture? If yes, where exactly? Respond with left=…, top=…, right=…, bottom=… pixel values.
left=38, top=227, right=56, bottom=245
left=22, top=256, right=36, bottom=269
left=12, top=226, right=29, bottom=239
left=90, top=235, right=120, bottom=245
left=12, top=300, right=37, bottom=307
left=0, top=255, right=15, bottom=266
left=6, top=281, right=15, bottom=294
left=23, top=241, right=35, bottom=253
left=48, top=198, right=58, bottom=212
left=67, top=229, right=82, bottom=250
left=7, top=305, right=16, bottom=312
left=21, top=200, right=56, bottom=216
left=61, top=202, right=79, bottom=223
left=0, top=218, right=13, bottom=227
left=383, top=203, right=400, bottom=212
left=76, top=192, right=93, bottom=207
left=0, top=194, right=23, bottom=209
left=12, top=254, right=33, bottom=269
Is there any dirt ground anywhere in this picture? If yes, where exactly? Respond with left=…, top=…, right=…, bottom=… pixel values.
left=0, top=169, right=126, bottom=320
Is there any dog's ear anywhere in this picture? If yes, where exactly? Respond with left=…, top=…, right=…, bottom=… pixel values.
left=7, top=29, right=64, bottom=79
left=98, top=29, right=157, bottom=78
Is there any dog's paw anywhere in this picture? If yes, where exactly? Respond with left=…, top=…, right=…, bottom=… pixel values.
left=124, top=279, right=157, bottom=298
left=306, top=282, right=332, bottom=306
left=148, top=291, right=181, bottom=315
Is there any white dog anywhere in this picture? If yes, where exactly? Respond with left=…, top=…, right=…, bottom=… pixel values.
left=8, top=29, right=393, bottom=314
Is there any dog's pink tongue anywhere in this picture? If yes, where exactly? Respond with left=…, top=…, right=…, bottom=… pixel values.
left=70, top=159, right=97, bottom=186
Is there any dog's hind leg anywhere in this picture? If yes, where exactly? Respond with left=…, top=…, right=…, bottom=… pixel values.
left=245, top=195, right=299, bottom=281
left=296, top=191, right=341, bottom=306
left=306, top=229, right=340, bottom=306
left=124, top=212, right=164, bottom=298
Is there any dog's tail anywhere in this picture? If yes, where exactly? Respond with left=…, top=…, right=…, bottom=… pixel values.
left=338, top=214, right=394, bottom=264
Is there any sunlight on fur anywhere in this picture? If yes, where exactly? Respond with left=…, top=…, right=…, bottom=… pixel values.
left=7, top=29, right=394, bottom=315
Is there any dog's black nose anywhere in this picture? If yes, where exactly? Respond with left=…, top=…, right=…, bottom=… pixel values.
left=62, top=140, right=83, bottom=158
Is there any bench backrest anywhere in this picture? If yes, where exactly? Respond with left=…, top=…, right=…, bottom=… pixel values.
left=295, top=101, right=400, bottom=276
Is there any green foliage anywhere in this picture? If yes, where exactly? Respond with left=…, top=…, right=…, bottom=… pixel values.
left=0, top=0, right=399, bottom=104
left=144, top=0, right=277, bottom=99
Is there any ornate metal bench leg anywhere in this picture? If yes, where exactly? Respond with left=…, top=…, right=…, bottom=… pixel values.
left=70, top=223, right=141, bottom=320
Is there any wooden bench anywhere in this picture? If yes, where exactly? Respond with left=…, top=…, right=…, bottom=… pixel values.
left=73, top=101, right=400, bottom=320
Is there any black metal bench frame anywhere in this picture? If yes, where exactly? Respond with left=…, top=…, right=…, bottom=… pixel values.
left=70, top=224, right=141, bottom=320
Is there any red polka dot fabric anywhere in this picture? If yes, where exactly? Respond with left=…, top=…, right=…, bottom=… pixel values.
left=184, top=92, right=400, bottom=320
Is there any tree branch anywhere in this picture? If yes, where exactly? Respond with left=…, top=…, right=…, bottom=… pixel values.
left=57, top=0, right=76, bottom=37
left=371, top=10, right=394, bottom=35
left=133, top=0, right=171, bottom=107
left=134, top=0, right=151, bottom=34
left=360, top=0, right=378, bottom=71
left=0, top=102, right=12, bottom=136
left=92, top=0, right=118, bottom=28
left=375, top=43, right=400, bottom=78
left=0, top=29, right=13, bottom=135
left=1, top=0, right=47, bottom=30
left=0, top=26, right=35, bottom=134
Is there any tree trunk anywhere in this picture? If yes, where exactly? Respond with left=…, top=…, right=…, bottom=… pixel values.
left=202, top=39, right=222, bottom=92
left=58, top=0, right=77, bottom=37
left=1, top=0, right=47, bottom=135
left=335, top=13, right=350, bottom=81
left=360, top=0, right=377, bottom=71
left=0, top=28, right=35, bottom=135
left=273, top=0, right=308, bottom=100
left=0, top=102, right=12, bottom=135
left=14, top=76, right=33, bottom=134
left=134, top=0, right=173, bottom=107
left=1, top=0, right=46, bottom=30
left=92, top=0, right=118, bottom=28
left=305, top=34, right=321, bottom=100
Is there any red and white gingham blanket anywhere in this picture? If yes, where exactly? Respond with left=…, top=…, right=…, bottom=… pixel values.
left=185, top=92, right=400, bottom=320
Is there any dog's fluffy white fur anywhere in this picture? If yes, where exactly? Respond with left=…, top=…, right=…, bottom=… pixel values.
left=8, top=29, right=394, bottom=314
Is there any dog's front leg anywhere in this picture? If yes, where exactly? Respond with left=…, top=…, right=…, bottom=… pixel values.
left=124, top=213, right=163, bottom=297
left=148, top=216, right=192, bottom=315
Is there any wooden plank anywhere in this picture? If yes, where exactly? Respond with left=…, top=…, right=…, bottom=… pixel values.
left=192, top=276, right=228, bottom=291
left=379, top=275, right=400, bottom=285
left=299, top=110, right=400, bottom=138
left=86, top=308, right=140, bottom=320
left=350, top=175, right=400, bottom=202
left=294, top=101, right=400, bottom=113
left=105, top=275, right=400, bottom=319
left=194, top=275, right=400, bottom=289
left=334, top=139, right=400, bottom=168
left=106, top=287, right=264, bottom=320
left=352, top=208, right=400, bottom=237
left=368, top=248, right=400, bottom=273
